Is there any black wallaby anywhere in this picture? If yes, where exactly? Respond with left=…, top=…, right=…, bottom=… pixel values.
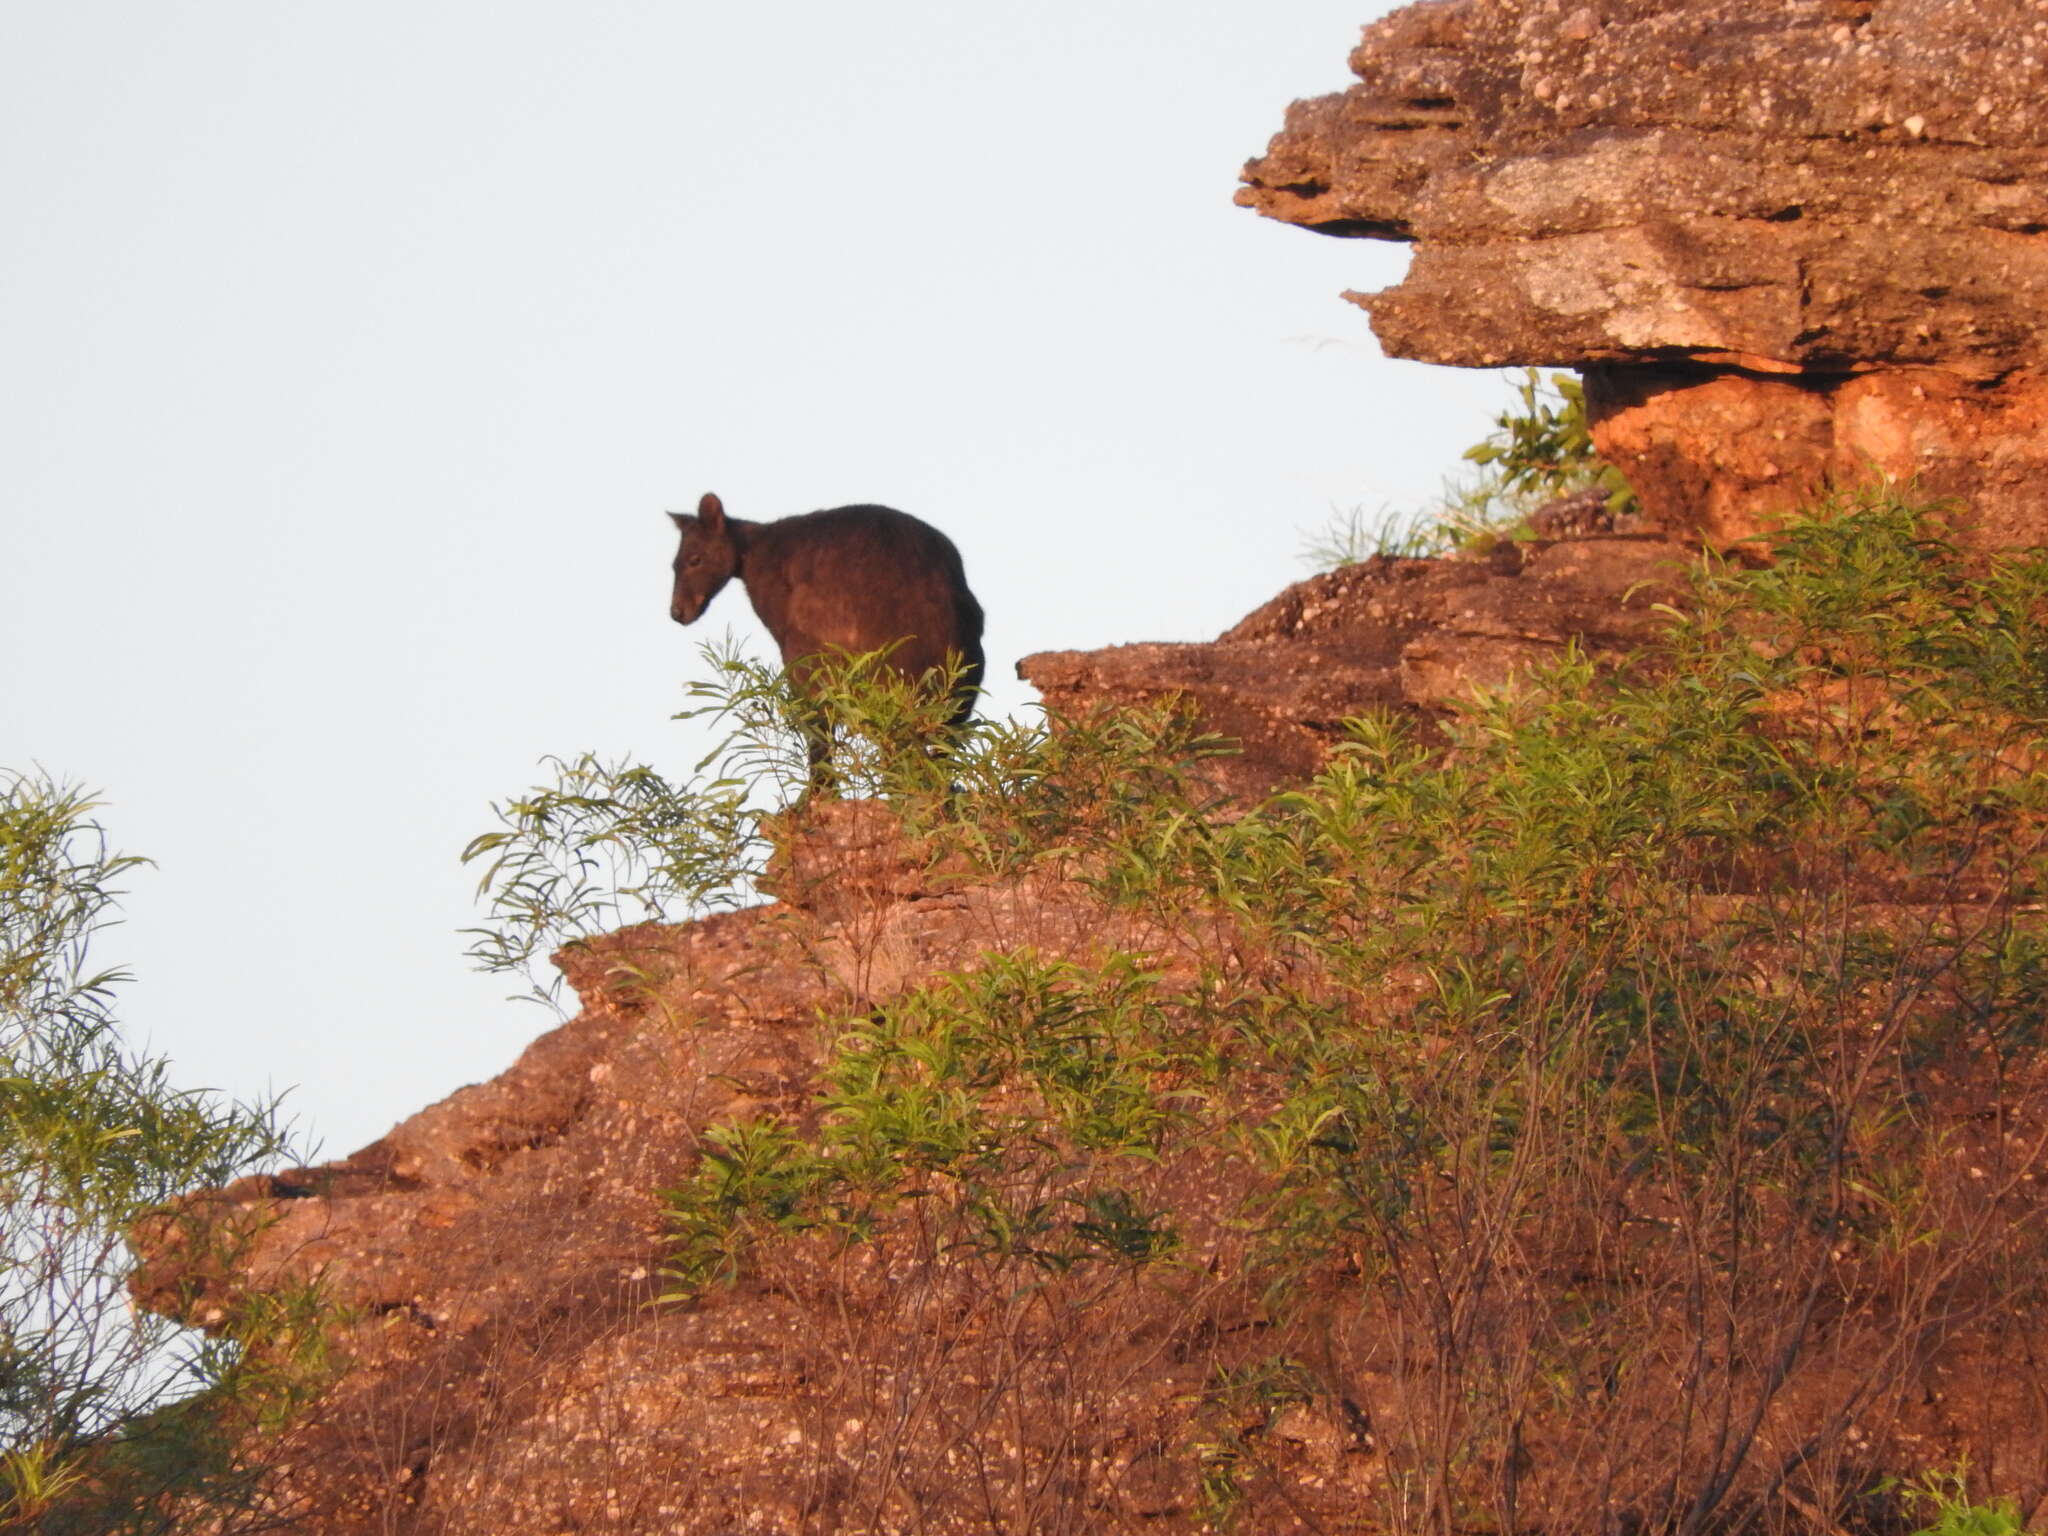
left=668, top=491, right=985, bottom=786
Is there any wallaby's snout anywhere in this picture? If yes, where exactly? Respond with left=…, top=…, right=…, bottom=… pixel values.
left=668, top=491, right=739, bottom=629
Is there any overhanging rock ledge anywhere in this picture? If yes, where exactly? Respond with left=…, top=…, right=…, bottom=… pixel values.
left=1238, top=0, right=2048, bottom=547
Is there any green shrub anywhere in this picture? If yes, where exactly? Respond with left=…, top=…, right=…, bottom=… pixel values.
left=660, top=949, right=1191, bottom=1300
left=462, top=638, right=1229, bottom=1007
left=1894, top=1464, right=2035, bottom=1536
left=1304, top=368, right=1638, bottom=568
left=1464, top=368, right=1637, bottom=515
left=0, top=773, right=321, bottom=1534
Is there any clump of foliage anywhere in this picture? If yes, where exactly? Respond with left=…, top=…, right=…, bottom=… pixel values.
left=1893, top=1465, right=2035, bottom=1536
left=462, top=637, right=1229, bottom=1008
left=661, top=950, right=1190, bottom=1298
left=1462, top=368, right=1637, bottom=516
left=459, top=748, right=759, bottom=1006
left=1195, top=491, right=2048, bottom=1529
left=1304, top=368, right=1638, bottom=567
left=0, top=773, right=326, bottom=1534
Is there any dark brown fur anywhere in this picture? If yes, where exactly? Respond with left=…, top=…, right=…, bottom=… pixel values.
left=668, top=492, right=985, bottom=779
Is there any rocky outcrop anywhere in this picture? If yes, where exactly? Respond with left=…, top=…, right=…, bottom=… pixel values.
left=129, top=539, right=1687, bottom=1533
left=135, top=842, right=1187, bottom=1536
left=130, top=536, right=2048, bottom=1532
left=1022, top=531, right=1688, bottom=797
left=1238, top=0, right=2048, bottom=546
left=118, top=10, right=2048, bottom=1525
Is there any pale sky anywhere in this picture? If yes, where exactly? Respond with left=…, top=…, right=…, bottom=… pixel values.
left=1, top=2, right=1510, bottom=1159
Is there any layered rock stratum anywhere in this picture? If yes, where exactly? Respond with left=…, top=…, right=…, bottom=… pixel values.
left=1238, top=0, right=2048, bottom=546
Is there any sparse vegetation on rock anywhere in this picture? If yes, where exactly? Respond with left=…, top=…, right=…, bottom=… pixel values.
left=132, top=486, right=2048, bottom=1534
left=87, top=3, right=2048, bottom=1522
left=1301, top=369, right=1639, bottom=571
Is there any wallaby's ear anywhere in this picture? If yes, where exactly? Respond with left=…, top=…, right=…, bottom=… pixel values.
left=698, top=491, right=725, bottom=530
left=668, top=511, right=690, bottom=531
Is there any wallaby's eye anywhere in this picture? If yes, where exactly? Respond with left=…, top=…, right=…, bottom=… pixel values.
left=687, top=555, right=704, bottom=568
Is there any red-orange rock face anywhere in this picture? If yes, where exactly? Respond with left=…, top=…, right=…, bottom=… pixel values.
left=1239, top=0, right=2048, bottom=545
left=1022, top=531, right=1689, bottom=796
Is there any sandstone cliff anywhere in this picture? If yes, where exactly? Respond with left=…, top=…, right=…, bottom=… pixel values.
left=1239, top=0, right=2048, bottom=547
left=121, top=6, right=2048, bottom=1532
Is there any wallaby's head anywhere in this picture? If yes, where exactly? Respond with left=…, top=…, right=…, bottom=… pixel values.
left=669, top=491, right=741, bottom=626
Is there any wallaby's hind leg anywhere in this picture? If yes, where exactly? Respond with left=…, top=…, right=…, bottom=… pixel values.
left=930, top=648, right=985, bottom=801
left=799, top=710, right=836, bottom=798
left=779, top=654, right=837, bottom=800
